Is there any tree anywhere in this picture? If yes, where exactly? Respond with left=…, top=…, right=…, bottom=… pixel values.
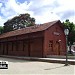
left=63, top=19, right=75, bottom=53
left=0, top=26, right=4, bottom=34
left=68, top=30, right=75, bottom=45
left=4, top=13, right=35, bottom=33
left=63, top=19, right=75, bottom=32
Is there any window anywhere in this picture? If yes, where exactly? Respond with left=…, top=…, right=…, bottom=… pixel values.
left=49, top=41, right=53, bottom=47
left=49, top=40, right=53, bottom=51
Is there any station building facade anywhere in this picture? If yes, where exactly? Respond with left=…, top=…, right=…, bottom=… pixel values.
left=0, top=20, right=66, bottom=57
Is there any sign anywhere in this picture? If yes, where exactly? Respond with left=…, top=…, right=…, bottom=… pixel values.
left=54, top=32, right=60, bottom=36
left=0, top=61, right=8, bottom=69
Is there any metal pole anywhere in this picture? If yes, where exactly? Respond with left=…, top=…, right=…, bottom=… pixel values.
left=64, top=35, right=68, bottom=66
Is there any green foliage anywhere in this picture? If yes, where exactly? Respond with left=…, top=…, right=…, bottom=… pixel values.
left=0, top=26, right=4, bottom=34
left=4, top=13, right=35, bottom=33
left=63, top=19, right=75, bottom=32
left=68, top=30, right=75, bottom=45
left=63, top=19, right=75, bottom=45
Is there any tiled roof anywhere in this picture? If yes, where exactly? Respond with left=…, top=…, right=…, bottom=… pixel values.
left=0, top=20, right=60, bottom=39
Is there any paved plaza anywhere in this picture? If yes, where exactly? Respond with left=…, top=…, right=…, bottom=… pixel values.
left=0, top=57, right=75, bottom=75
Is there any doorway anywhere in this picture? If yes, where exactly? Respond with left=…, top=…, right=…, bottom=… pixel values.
left=30, top=38, right=43, bottom=57
left=55, top=41, right=60, bottom=55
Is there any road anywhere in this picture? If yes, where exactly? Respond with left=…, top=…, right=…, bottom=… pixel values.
left=0, top=57, right=75, bottom=75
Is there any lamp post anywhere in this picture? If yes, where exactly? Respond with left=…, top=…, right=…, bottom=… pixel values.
left=64, top=29, right=69, bottom=66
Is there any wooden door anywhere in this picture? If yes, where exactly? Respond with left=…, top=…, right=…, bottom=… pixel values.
left=0, top=43, right=4, bottom=55
left=30, top=38, right=43, bottom=57
left=23, top=40, right=29, bottom=56
left=3, top=42, right=7, bottom=55
left=55, top=41, right=60, bottom=55
left=47, top=40, right=53, bottom=55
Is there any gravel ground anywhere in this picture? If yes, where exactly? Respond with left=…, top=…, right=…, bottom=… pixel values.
left=0, top=57, right=75, bottom=75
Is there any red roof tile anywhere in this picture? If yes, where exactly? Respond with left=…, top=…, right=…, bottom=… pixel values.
left=0, top=20, right=60, bottom=39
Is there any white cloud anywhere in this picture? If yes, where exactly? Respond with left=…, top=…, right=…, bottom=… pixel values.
left=34, top=11, right=60, bottom=24
left=54, top=0, right=75, bottom=13
left=22, top=0, right=60, bottom=23
left=0, top=0, right=75, bottom=26
left=68, top=16, right=75, bottom=23
left=28, top=0, right=55, bottom=8
left=0, top=3, right=2, bottom=8
left=0, top=0, right=34, bottom=26
left=1, top=0, right=34, bottom=17
left=0, top=16, right=6, bottom=26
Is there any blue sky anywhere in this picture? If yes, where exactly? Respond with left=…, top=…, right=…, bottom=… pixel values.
left=0, top=0, right=75, bottom=26
left=17, top=0, right=26, bottom=3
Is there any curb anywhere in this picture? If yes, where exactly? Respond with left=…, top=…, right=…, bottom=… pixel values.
left=0, top=55, right=75, bottom=65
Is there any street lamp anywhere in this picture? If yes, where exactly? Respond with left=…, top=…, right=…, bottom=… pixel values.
left=64, top=29, right=69, bottom=66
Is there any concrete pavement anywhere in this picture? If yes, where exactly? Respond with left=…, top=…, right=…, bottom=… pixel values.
left=0, top=57, right=75, bottom=75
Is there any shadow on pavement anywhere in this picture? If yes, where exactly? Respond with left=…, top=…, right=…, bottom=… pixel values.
left=44, top=65, right=70, bottom=70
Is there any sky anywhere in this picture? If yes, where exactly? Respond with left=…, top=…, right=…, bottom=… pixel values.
left=0, top=0, right=75, bottom=26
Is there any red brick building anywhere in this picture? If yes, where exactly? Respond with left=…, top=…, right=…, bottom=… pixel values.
left=0, top=20, right=66, bottom=57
